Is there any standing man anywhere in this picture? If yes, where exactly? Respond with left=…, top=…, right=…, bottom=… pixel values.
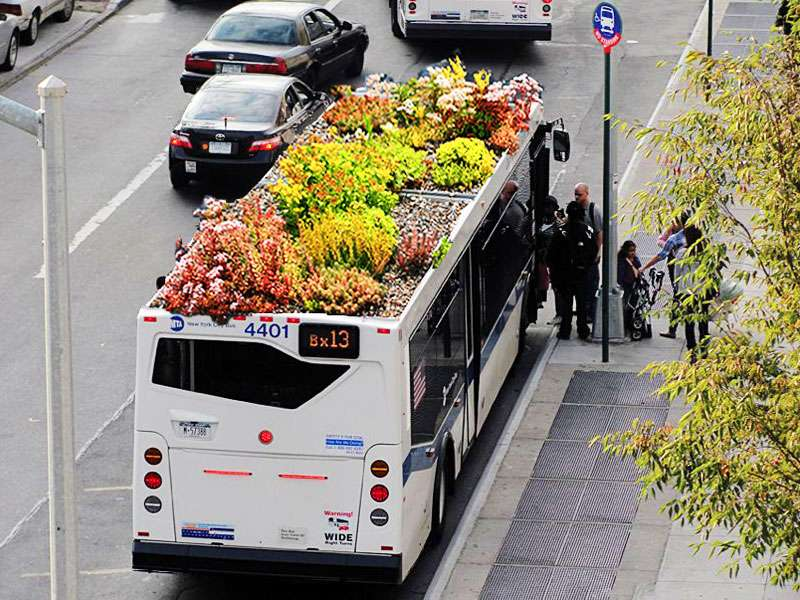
left=574, top=183, right=603, bottom=324
left=547, top=201, right=599, bottom=340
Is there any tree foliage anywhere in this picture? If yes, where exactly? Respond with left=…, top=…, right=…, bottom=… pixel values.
left=600, top=7, right=800, bottom=588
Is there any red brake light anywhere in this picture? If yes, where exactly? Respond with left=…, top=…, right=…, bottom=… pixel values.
left=0, top=3, right=22, bottom=14
left=144, top=472, right=162, bottom=489
left=370, top=484, right=389, bottom=502
left=143, top=316, right=157, bottom=322
left=242, top=57, right=287, bottom=75
left=249, top=137, right=282, bottom=152
left=184, top=55, right=215, bottom=74
left=169, top=133, right=192, bottom=149
left=258, top=430, right=273, bottom=445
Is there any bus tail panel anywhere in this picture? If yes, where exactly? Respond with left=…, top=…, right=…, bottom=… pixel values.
left=168, top=449, right=364, bottom=552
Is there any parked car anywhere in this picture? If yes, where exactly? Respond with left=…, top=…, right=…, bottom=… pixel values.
left=169, top=73, right=331, bottom=188
left=0, top=11, right=19, bottom=71
left=180, top=1, right=368, bottom=94
left=0, top=0, right=74, bottom=47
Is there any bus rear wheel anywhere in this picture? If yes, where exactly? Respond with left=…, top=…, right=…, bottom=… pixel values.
left=389, top=0, right=404, bottom=38
left=430, top=452, right=448, bottom=544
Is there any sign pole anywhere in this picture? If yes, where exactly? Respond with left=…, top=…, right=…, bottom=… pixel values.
left=602, top=48, right=611, bottom=363
left=708, top=0, right=714, bottom=55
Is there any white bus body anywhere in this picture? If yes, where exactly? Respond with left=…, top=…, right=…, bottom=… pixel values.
left=390, top=0, right=553, bottom=40
left=133, top=103, right=563, bottom=582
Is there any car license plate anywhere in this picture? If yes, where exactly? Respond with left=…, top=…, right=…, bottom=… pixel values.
left=177, top=421, right=211, bottom=439
left=220, top=63, right=242, bottom=74
left=185, top=160, right=197, bottom=173
left=208, top=142, right=232, bottom=154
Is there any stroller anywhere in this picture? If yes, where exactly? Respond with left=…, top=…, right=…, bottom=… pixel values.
left=627, top=269, right=664, bottom=341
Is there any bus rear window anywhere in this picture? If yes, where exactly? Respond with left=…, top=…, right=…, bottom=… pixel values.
left=152, top=338, right=349, bottom=409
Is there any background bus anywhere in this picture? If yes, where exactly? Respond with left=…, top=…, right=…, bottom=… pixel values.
left=389, top=0, right=553, bottom=40
left=132, top=100, right=568, bottom=583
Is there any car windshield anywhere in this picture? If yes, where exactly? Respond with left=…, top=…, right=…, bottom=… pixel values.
left=207, top=15, right=297, bottom=45
left=184, top=90, right=279, bottom=124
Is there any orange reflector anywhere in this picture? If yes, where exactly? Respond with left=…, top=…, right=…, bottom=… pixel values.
left=377, top=328, right=390, bottom=334
left=260, top=316, right=274, bottom=322
left=370, top=460, right=389, bottom=478
left=143, top=316, right=157, bottom=322
left=287, top=317, right=300, bottom=323
left=278, top=474, right=328, bottom=480
left=137, top=531, right=150, bottom=537
left=144, top=448, right=162, bottom=465
left=203, top=469, right=252, bottom=476
left=381, top=545, right=394, bottom=551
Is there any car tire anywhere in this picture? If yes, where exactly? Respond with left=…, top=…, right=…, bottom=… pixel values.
left=429, top=450, right=449, bottom=545
left=21, top=11, right=39, bottom=46
left=1, top=29, right=18, bottom=71
left=54, top=0, right=75, bottom=23
left=389, top=0, right=404, bottom=38
left=169, top=159, right=190, bottom=189
left=345, top=48, right=365, bottom=77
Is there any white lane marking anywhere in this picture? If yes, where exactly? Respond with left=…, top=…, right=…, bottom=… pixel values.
left=0, top=393, right=135, bottom=550
left=21, top=568, right=130, bottom=578
left=84, top=485, right=132, bottom=492
left=34, top=150, right=168, bottom=278
left=120, top=12, right=165, bottom=23
left=424, top=328, right=560, bottom=600
left=616, top=2, right=710, bottom=199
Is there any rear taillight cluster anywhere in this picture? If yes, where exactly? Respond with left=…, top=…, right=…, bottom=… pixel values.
left=142, top=447, right=163, bottom=514
left=369, top=460, right=390, bottom=528
left=184, top=54, right=215, bottom=74
left=169, top=133, right=192, bottom=149
left=249, top=137, right=281, bottom=153
left=243, top=57, right=288, bottom=75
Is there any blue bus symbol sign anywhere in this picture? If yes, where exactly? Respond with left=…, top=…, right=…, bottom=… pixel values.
left=593, top=2, right=622, bottom=52
left=170, top=315, right=185, bottom=332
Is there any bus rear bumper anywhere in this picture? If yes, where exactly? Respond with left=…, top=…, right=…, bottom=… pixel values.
left=132, top=540, right=402, bottom=583
left=404, top=21, right=551, bottom=40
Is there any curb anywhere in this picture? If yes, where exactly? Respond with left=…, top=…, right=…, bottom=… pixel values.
left=423, top=326, right=560, bottom=600
left=0, top=0, right=133, bottom=92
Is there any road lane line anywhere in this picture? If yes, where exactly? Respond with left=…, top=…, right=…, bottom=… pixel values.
left=84, top=485, right=132, bottom=492
left=34, top=149, right=168, bottom=279
left=0, top=392, right=135, bottom=550
left=21, top=568, right=130, bottom=578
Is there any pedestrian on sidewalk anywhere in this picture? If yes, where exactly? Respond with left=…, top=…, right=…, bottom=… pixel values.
left=641, top=216, right=687, bottom=338
left=536, top=195, right=561, bottom=311
left=617, top=240, right=641, bottom=335
left=573, top=183, right=602, bottom=325
left=673, top=224, right=715, bottom=362
left=547, top=201, right=598, bottom=340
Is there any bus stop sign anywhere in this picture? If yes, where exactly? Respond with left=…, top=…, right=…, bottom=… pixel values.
left=593, top=2, right=622, bottom=52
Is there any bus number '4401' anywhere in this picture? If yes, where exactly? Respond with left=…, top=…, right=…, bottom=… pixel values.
left=244, top=323, right=289, bottom=339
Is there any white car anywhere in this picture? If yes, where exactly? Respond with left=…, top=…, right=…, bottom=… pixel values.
left=0, top=0, right=74, bottom=47
left=0, top=11, right=19, bottom=70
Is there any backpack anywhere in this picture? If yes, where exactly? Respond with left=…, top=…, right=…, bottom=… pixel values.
left=566, top=222, right=598, bottom=271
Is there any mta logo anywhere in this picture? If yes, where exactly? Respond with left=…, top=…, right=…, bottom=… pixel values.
left=170, top=316, right=185, bottom=332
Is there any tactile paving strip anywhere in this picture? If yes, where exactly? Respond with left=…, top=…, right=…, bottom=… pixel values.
left=532, top=441, right=600, bottom=480
left=605, top=406, right=668, bottom=435
left=496, top=520, right=570, bottom=566
left=590, top=452, right=642, bottom=482
left=479, top=565, right=551, bottom=600
left=549, top=404, right=614, bottom=441
left=546, top=568, right=616, bottom=600
left=574, top=481, right=641, bottom=523
left=515, top=479, right=586, bottom=521
left=562, top=371, right=667, bottom=407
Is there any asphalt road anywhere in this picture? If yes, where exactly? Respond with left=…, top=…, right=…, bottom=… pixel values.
left=0, top=0, right=705, bottom=597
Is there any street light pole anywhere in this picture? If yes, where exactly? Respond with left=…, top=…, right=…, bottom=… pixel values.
left=708, top=0, right=714, bottom=55
left=37, top=75, right=79, bottom=600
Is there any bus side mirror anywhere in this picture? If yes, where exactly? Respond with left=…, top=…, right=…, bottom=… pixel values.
left=553, top=129, right=570, bottom=162
left=156, top=276, right=166, bottom=290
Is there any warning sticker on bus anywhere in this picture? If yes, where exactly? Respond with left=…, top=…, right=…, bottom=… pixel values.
left=325, top=435, right=365, bottom=456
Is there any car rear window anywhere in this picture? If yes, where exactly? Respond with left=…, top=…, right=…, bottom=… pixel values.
left=184, top=90, right=279, bottom=123
left=207, top=15, right=297, bottom=45
left=152, top=338, right=350, bottom=409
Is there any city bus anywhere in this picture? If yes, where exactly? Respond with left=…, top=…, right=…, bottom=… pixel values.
left=389, top=0, right=553, bottom=40
left=131, top=104, right=567, bottom=583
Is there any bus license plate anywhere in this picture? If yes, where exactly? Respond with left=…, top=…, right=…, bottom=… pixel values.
left=178, top=422, right=211, bottom=439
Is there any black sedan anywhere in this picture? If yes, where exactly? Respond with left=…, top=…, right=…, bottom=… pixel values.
left=168, top=73, right=331, bottom=188
left=180, top=1, right=369, bottom=94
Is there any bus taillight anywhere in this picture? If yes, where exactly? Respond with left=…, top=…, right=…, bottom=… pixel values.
left=370, top=484, right=389, bottom=502
left=370, top=460, right=389, bottom=478
left=144, top=472, right=162, bottom=489
left=144, top=448, right=162, bottom=465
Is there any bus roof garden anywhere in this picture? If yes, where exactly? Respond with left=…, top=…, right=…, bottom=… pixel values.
left=151, top=61, right=543, bottom=322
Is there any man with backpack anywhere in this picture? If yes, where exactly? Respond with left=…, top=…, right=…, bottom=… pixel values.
left=547, top=201, right=599, bottom=340
left=574, top=183, right=603, bottom=324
